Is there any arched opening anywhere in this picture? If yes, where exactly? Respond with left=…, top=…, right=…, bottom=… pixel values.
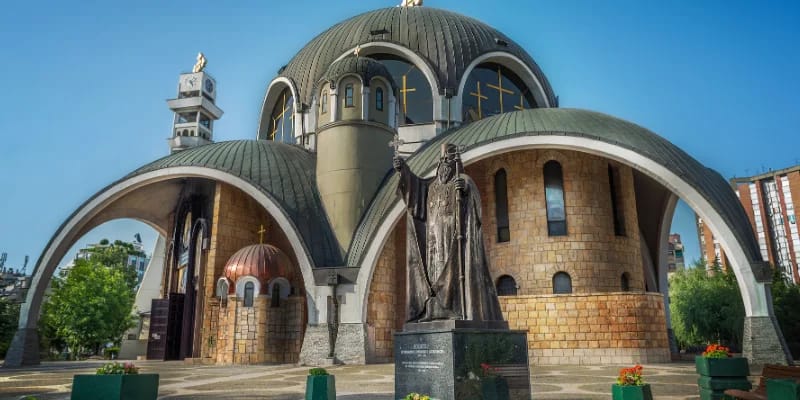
left=496, top=275, right=518, bottom=296
left=553, top=272, right=572, bottom=294
left=462, top=62, right=536, bottom=123
left=543, top=160, right=567, bottom=236
left=621, top=272, right=630, bottom=292
left=369, top=54, right=433, bottom=125
left=609, top=163, right=626, bottom=236
left=268, top=88, right=295, bottom=143
left=494, top=168, right=510, bottom=242
left=243, top=281, right=255, bottom=308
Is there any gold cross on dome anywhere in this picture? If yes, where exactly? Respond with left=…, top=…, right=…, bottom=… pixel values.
left=257, top=224, right=267, bottom=244
left=400, top=74, right=416, bottom=116
left=486, top=68, right=514, bottom=113
left=469, top=81, right=488, bottom=120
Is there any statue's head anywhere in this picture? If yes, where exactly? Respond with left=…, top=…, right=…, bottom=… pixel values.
left=437, top=143, right=460, bottom=183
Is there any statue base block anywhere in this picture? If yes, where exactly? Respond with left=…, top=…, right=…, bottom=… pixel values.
left=394, top=322, right=531, bottom=400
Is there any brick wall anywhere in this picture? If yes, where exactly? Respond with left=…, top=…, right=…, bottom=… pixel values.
left=202, top=182, right=306, bottom=364
left=464, top=149, right=644, bottom=294
left=366, top=218, right=406, bottom=362
left=499, top=293, right=670, bottom=364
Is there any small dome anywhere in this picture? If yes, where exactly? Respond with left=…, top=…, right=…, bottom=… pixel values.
left=223, top=244, right=293, bottom=293
left=318, top=56, right=396, bottom=91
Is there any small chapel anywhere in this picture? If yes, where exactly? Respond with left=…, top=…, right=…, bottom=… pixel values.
left=6, top=1, right=792, bottom=367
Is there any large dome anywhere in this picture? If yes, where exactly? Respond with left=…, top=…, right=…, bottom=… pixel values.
left=277, top=6, right=557, bottom=107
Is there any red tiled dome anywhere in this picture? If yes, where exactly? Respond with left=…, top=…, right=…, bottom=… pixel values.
left=223, top=244, right=293, bottom=294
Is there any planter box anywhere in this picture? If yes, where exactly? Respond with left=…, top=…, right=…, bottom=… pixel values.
left=71, top=374, right=159, bottom=400
left=698, top=388, right=730, bottom=400
left=611, top=384, right=653, bottom=400
left=767, top=379, right=800, bottom=400
left=697, top=376, right=751, bottom=391
left=480, top=376, right=510, bottom=400
left=305, top=375, right=335, bottom=400
left=695, top=356, right=749, bottom=377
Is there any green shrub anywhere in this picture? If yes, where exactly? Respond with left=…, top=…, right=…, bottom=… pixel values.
left=308, top=367, right=329, bottom=376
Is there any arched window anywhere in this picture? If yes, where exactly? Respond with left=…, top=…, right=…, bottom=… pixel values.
left=621, top=273, right=630, bottom=292
left=243, top=282, right=254, bottom=307
left=375, top=87, right=384, bottom=111
left=271, top=287, right=281, bottom=308
left=269, top=88, right=294, bottom=143
left=216, top=279, right=229, bottom=307
left=370, top=54, right=433, bottom=125
left=553, top=272, right=572, bottom=294
left=462, top=62, right=537, bottom=123
left=344, top=84, right=355, bottom=108
left=496, top=275, right=517, bottom=296
left=321, top=91, right=328, bottom=114
left=494, top=169, right=510, bottom=242
left=544, top=161, right=567, bottom=236
left=608, top=164, right=626, bottom=236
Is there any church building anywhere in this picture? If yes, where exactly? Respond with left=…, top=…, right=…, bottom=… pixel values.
left=7, top=2, right=792, bottom=367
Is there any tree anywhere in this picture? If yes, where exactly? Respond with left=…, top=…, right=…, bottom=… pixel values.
left=0, top=297, right=20, bottom=357
left=770, top=268, right=800, bottom=359
left=669, top=260, right=745, bottom=350
left=40, top=259, right=135, bottom=357
left=83, top=239, right=144, bottom=289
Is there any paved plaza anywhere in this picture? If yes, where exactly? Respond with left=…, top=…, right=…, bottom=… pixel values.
left=0, top=360, right=741, bottom=399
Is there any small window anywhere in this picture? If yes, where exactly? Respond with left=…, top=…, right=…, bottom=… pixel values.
left=544, top=161, right=567, bottom=236
left=271, top=287, right=281, bottom=308
left=553, top=272, right=572, bottom=294
left=375, top=87, right=384, bottom=111
left=244, top=282, right=254, bottom=307
left=321, top=91, right=328, bottom=114
left=621, top=273, right=630, bottom=292
left=608, top=164, right=626, bottom=236
left=345, top=85, right=354, bottom=108
left=494, top=169, right=510, bottom=242
left=496, top=275, right=517, bottom=296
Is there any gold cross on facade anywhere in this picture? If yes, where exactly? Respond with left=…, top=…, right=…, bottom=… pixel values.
left=257, top=224, right=267, bottom=244
left=514, top=94, right=525, bottom=111
left=271, top=92, right=293, bottom=140
left=469, top=81, right=488, bottom=120
left=400, top=74, right=416, bottom=116
left=486, top=68, right=514, bottom=113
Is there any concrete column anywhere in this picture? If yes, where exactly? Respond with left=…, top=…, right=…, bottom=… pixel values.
left=3, top=328, right=40, bottom=367
left=742, top=282, right=793, bottom=365
left=330, top=89, right=339, bottom=122
left=361, top=87, right=370, bottom=121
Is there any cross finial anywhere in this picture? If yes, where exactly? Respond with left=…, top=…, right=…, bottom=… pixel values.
left=389, top=133, right=405, bottom=157
left=353, top=45, right=361, bottom=58
left=257, top=224, right=267, bottom=244
left=400, top=0, right=423, bottom=6
left=193, top=52, right=207, bottom=73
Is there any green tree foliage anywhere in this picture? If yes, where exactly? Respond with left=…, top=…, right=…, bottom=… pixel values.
left=0, top=297, right=20, bottom=357
left=669, top=261, right=745, bottom=350
left=770, top=268, right=800, bottom=358
left=39, top=238, right=141, bottom=358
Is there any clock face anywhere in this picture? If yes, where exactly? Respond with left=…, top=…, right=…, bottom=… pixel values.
left=184, top=76, right=197, bottom=88
left=204, top=79, right=214, bottom=93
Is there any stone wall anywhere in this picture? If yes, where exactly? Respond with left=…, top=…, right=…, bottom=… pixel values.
left=366, top=219, right=406, bottom=362
left=202, top=182, right=306, bottom=363
left=499, top=293, right=670, bottom=364
left=464, top=149, right=644, bottom=295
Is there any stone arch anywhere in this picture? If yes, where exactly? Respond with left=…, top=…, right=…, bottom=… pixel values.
left=5, top=167, right=317, bottom=366
left=354, top=134, right=790, bottom=363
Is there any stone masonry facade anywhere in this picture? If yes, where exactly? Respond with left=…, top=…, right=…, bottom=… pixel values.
left=365, top=150, right=666, bottom=365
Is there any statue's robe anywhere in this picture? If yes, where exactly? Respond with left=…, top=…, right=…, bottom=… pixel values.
left=397, top=165, right=503, bottom=322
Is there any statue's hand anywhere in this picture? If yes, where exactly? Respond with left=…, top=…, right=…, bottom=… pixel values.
left=393, top=156, right=404, bottom=172
left=454, top=177, right=466, bottom=192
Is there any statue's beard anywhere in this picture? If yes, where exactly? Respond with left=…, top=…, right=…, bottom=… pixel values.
left=438, top=162, right=455, bottom=183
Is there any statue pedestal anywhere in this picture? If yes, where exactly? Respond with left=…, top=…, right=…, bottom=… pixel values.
left=394, top=322, right=531, bottom=400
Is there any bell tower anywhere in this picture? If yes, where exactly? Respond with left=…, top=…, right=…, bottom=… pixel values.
left=167, top=53, right=224, bottom=153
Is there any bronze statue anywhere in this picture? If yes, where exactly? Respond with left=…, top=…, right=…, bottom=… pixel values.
left=394, top=143, right=503, bottom=323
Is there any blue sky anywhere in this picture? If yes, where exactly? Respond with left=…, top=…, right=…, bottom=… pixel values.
left=0, top=0, right=798, bottom=271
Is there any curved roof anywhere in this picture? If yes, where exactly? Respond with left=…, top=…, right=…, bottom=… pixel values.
left=224, top=244, right=294, bottom=293
left=129, top=140, right=343, bottom=267
left=278, top=6, right=556, bottom=107
left=346, top=108, right=761, bottom=267
left=318, top=56, right=397, bottom=92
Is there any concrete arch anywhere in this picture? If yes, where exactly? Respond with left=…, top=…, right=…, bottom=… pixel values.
left=356, top=135, right=774, bottom=324
left=457, top=51, right=553, bottom=109
left=6, top=167, right=318, bottom=366
left=257, top=77, right=300, bottom=140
